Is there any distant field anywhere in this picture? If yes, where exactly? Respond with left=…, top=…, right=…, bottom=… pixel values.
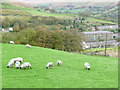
left=1, top=3, right=117, bottom=24
left=2, top=43, right=118, bottom=88
left=87, top=18, right=116, bottom=24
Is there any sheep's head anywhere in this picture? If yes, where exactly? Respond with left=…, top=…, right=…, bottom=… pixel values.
left=7, top=66, right=9, bottom=68
left=46, top=67, right=49, bottom=69
left=88, top=68, right=90, bottom=70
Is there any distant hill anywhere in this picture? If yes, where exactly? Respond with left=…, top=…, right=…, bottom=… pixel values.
left=36, top=2, right=118, bottom=22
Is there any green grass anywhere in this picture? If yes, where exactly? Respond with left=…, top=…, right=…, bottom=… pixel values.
left=2, top=43, right=118, bottom=88
left=2, top=3, right=76, bottom=19
left=85, top=47, right=118, bottom=52
left=87, top=18, right=116, bottom=24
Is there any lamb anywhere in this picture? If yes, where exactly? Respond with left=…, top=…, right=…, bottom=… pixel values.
left=15, top=61, right=21, bottom=69
left=26, top=44, right=31, bottom=48
left=46, top=62, right=53, bottom=69
left=9, top=41, right=14, bottom=44
left=57, top=60, right=62, bottom=66
left=84, top=62, right=90, bottom=70
left=7, top=60, right=14, bottom=68
left=20, top=62, right=32, bottom=69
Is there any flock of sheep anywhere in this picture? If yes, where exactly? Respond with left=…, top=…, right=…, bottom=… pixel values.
left=7, top=57, right=32, bottom=69
left=8, top=41, right=91, bottom=70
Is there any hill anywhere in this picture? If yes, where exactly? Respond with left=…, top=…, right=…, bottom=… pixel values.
left=1, top=2, right=117, bottom=25
left=37, top=2, right=118, bottom=23
left=2, top=43, right=118, bottom=88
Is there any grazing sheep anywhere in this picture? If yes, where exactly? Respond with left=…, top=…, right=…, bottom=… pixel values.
left=46, top=62, right=53, bottom=69
left=9, top=41, right=14, bottom=44
left=20, top=62, right=32, bottom=69
left=84, top=62, right=90, bottom=70
left=15, top=61, right=21, bottom=69
left=7, top=60, right=14, bottom=68
left=7, top=57, right=23, bottom=68
left=11, top=57, right=23, bottom=63
left=26, top=44, right=31, bottom=48
left=57, top=60, right=62, bottom=66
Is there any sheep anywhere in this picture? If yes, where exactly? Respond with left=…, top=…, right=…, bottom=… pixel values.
left=84, top=62, right=90, bottom=70
left=26, top=44, right=31, bottom=48
left=57, top=60, right=62, bottom=66
left=15, top=61, right=21, bottom=69
left=9, top=41, right=14, bottom=44
left=7, top=60, right=14, bottom=68
left=20, top=62, right=32, bottom=69
left=7, top=57, right=23, bottom=68
left=46, top=62, right=53, bottom=69
left=11, top=57, right=23, bottom=63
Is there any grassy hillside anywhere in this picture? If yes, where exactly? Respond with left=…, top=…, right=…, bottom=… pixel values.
left=1, top=2, right=117, bottom=24
left=2, top=43, right=118, bottom=88
left=1, top=3, right=76, bottom=19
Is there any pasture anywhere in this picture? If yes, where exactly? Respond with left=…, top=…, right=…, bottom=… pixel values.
left=2, top=43, right=118, bottom=88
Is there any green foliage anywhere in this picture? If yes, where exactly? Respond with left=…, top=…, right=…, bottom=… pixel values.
left=2, top=29, right=83, bottom=52
left=2, top=17, right=10, bottom=28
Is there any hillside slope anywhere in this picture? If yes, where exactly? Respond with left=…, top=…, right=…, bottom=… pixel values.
left=2, top=43, right=118, bottom=88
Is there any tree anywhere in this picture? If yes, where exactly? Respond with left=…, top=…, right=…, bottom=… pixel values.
left=13, top=23, right=20, bottom=31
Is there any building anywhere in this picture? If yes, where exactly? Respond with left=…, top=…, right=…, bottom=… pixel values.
left=82, top=31, right=117, bottom=48
left=83, top=31, right=113, bottom=42
left=97, top=25, right=118, bottom=30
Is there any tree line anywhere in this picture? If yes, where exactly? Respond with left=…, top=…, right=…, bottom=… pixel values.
left=1, top=28, right=84, bottom=52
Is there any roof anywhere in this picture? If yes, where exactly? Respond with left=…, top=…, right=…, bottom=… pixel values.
left=83, top=31, right=113, bottom=34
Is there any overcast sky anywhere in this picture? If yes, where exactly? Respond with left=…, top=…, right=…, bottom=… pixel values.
left=4, top=0, right=119, bottom=3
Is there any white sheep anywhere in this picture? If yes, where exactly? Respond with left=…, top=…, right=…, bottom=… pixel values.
left=9, top=41, right=14, bottom=44
left=15, top=61, right=21, bottom=69
left=84, top=62, right=90, bottom=70
left=26, top=44, right=31, bottom=48
left=11, top=57, right=23, bottom=63
left=7, top=57, right=23, bottom=68
left=46, top=62, right=53, bottom=69
left=7, top=60, right=14, bottom=68
left=20, top=62, right=32, bottom=69
left=57, top=60, right=62, bottom=66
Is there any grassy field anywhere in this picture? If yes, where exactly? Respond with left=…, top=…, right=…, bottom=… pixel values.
left=87, top=18, right=116, bottom=24
left=2, top=43, right=118, bottom=88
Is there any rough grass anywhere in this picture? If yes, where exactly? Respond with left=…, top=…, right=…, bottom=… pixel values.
left=2, top=43, right=118, bottom=88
